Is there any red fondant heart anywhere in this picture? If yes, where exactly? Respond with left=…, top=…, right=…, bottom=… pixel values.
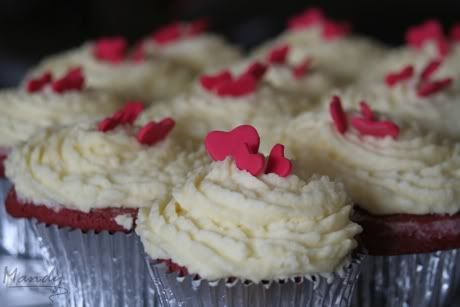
left=94, top=37, right=128, bottom=63
left=322, top=20, right=351, bottom=40
left=26, top=72, right=53, bottom=93
left=52, top=67, right=84, bottom=93
left=265, top=144, right=292, bottom=177
left=385, top=65, right=414, bottom=87
left=152, top=23, right=182, bottom=45
left=204, top=125, right=260, bottom=161
left=243, top=62, right=268, bottom=80
left=292, top=58, right=311, bottom=79
left=329, top=96, right=348, bottom=134
left=137, top=118, right=175, bottom=145
left=200, top=70, right=233, bottom=91
left=234, top=143, right=265, bottom=176
left=267, top=45, right=290, bottom=64
left=359, top=101, right=374, bottom=120
left=113, top=101, right=145, bottom=125
left=417, top=78, right=453, bottom=97
left=288, top=8, right=325, bottom=30
left=420, top=59, right=442, bottom=81
left=216, top=74, right=257, bottom=97
left=351, top=117, right=400, bottom=139
left=98, top=117, right=119, bottom=132
left=406, top=20, right=450, bottom=56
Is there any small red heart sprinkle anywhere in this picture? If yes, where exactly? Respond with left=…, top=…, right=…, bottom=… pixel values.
left=385, top=65, right=414, bottom=87
left=406, top=20, right=450, bottom=56
left=216, top=74, right=257, bottom=97
left=200, top=70, right=233, bottom=91
left=322, top=20, right=351, bottom=40
left=204, top=125, right=260, bottom=161
left=330, top=96, right=348, bottom=134
left=288, top=8, right=325, bottom=30
left=26, top=72, right=53, bottom=93
left=265, top=144, right=292, bottom=177
left=98, top=117, right=119, bottom=132
left=136, top=118, right=175, bottom=146
left=233, top=143, right=266, bottom=176
left=51, top=67, right=84, bottom=93
left=420, top=59, right=442, bottom=81
left=359, top=101, right=374, bottom=120
left=351, top=117, right=400, bottom=139
left=94, top=37, right=128, bottom=64
left=449, top=23, right=460, bottom=42
left=267, top=45, right=290, bottom=64
left=152, top=23, right=182, bottom=45
left=243, top=62, right=268, bottom=80
left=292, top=58, right=311, bottom=79
left=113, top=101, right=145, bottom=124
left=187, top=19, right=210, bottom=36
left=417, top=78, right=453, bottom=97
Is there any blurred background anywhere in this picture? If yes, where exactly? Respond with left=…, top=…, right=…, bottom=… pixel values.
left=0, top=0, right=459, bottom=88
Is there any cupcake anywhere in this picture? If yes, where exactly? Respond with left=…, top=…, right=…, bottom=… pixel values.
left=251, top=7, right=385, bottom=87
left=136, top=19, right=241, bottom=72
left=137, top=62, right=316, bottom=153
left=26, top=37, right=196, bottom=101
left=282, top=96, right=460, bottom=307
left=0, top=67, right=122, bottom=256
left=4, top=102, right=209, bottom=306
left=137, top=124, right=363, bottom=307
left=338, top=58, right=460, bottom=140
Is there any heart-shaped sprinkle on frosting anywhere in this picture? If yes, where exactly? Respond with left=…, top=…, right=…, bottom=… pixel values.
left=329, top=96, right=348, bottom=134
left=26, top=72, right=53, bottom=93
left=385, top=65, right=414, bottom=87
left=265, top=144, right=292, bottom=177
left=267, top=45, right=290, bottom=64
left=233, top=143, right=266, bottom=176
left=292, top=58, right=312, bottom=79
left=51, top=67, right=85, bottom=93
left=216, top=74, right=257, bottom=97
left=406, top=20, right=450, bottom=56
left=351, top=117, right=400, bottom=139
left=93, top=37, right=128, bottom=63
left=136, top=118, right=175, bottom=146
left=97, top=101, right=145, bottom=132
left=359, top=101, right=374, bottom=120
left=200, top=70, right=233, bottom=91
left=417, top=78, right=453, bottom=97
left=243, top=62, right=268, bottom=80
left=420, top=59, right=442, bottom=81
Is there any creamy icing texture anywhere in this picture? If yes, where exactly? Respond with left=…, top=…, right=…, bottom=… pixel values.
left=137, top=158, right=361, bottom=282
left=5, top=121, right=209, bottom=212
left=284, top=110, right=460, bottom=215
left=26, top=43, right=196, bottom=101
left=0, top=88, right=122, bottom=147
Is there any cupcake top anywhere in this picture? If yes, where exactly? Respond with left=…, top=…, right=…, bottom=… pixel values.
left=284, top=97, right=460, bottom=215
left=5, top=102, right=208, bottom=212
left=137, top=63, right=315, bottom=151
left=26, top=37, right=196, bottom=101
left=252, top=8, right=384, bottom=86
left=137, top=125, right=361, bottom=282
left=340, top=58, right=460, bottom=140
left=0, top=68, right=122, bottom=148
left=139, top=20, right=241, bottom=72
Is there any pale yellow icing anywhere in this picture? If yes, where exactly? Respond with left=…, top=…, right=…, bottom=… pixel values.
left=137, top=158, right=361, bottom=282
left=5, top=121, right=209, bottom=212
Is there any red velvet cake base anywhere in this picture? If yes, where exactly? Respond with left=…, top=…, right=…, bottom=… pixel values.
left=5, top=188, right=138, bottom=233
left=353, top=207, right=460, bottom=256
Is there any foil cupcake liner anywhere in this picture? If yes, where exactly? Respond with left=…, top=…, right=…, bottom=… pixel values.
left=0, top=180, right=42, bottom=257
left=147, top=253, right=364, bottom=307
left=30, top=220, right=157, bottom=307
left=352, top=249, right=460, bottom=307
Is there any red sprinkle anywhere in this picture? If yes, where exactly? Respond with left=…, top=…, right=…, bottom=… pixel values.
left=288, top=8, right=325, bottom=30
left=94, top=37, right=128, bottom=63
left=322, top=20, right=351, bottom=40
left=233, top=143, right=265, bottom=176
left=405, top=20, right=450, bottom=56
left=200, top=70, right=233, bottom=91
left=265, top=144, right=292, bottom=177
left=26, top=72, right=53, bottom=93
left=51, top=67, right=84, bottom=93
left=417, top=78, right=453, bottom=97
left=113, top=101, right=145, bottom=124
left=292, top=58, right=311, bottom=79
left=267, top=45, right=290, bottom=64
left=216, top=74, right=257, bottom=97
left=136, top=118, right=175, bottom=146
left=420, top=59, right=443, bottom=81
left=359, top=101, right=375, bottom=120
left=152, top=23, right=182, bottom=45
left=243, top=62, right=268, bottom=80
left=385, top=65, right=414, bottom=87
left=351, top=117, right=400, bottom=139
left=98, top=117, right=119, bottom=132
left=204, top=125, right=260, bottom=162
left=329, top=96, right=348, bottom=134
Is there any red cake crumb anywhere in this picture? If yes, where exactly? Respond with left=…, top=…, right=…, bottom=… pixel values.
left=353, top=207, right=460, bottom=256
left=5, top=188, right=137, bottom=233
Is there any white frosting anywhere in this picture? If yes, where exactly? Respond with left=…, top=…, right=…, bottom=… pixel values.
left=284, top=110, right=460, bottom=215
left=137, top=158, right=361, bottom=282
left=114, top=214, right=134, bottom=230
left=5, top=121, right=209, bottom=212
left=0, top=88, right=122, bottom=147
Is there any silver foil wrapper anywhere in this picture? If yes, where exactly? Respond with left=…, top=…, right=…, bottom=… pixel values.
left=147, top=253, right=364, bottom=307
left=353, top=249, right=460, bottom=307
left=0, top=179, right=42, bottom=257
left=30, top=220, right=157, bottom=307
